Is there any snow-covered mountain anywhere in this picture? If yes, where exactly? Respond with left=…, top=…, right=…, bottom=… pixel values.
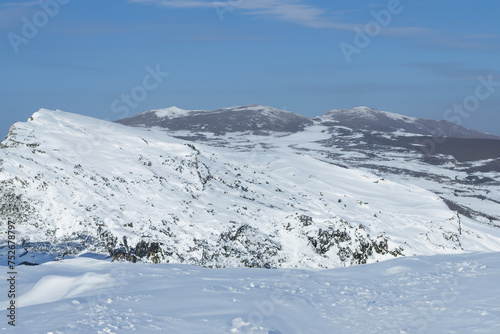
left=118, top=105, right=500, bottom=228
left=1, top=107, right=500, bottom=268
left=316, top=106, right=500, bottom=139
left=118, top=104, right=500, bottom=140
left=116, top=104, right=312, bottom=135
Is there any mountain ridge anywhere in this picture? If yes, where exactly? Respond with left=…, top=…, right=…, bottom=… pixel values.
left=117, top=104, right=312, bottom=135
left=115, top=104, right=500, bottom=229
left=116, top=104, right=500, bottom=139
left=2, top=108, right=499, bottom=267
left=316, top=106, right=500, bottom=139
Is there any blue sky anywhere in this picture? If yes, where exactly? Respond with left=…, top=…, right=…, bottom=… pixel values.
left=1, top=0, right=499, bottom=138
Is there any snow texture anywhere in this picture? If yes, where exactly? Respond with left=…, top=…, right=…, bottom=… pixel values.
left=1, top=109, right=500, bottom=268
left=0, top=252, right=499, bottom=333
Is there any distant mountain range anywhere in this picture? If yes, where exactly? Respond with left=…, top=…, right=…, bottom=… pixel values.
left=1, top=106, right=499, bottom=267
left=117, top=104, right=500, bottom=139
left=117, top=104, right=500, bottom=226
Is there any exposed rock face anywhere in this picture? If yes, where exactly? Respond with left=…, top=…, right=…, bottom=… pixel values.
left=303, top=217, right=403, bottom=266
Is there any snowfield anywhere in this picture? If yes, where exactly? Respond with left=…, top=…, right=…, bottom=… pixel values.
left=1, top=252, right=499, bottom=333
left=1, top=109, right=500, bottom=268
left=1, top=107, right=500, bottom=333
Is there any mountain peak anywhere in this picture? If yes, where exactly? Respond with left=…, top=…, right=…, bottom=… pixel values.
left=317, top=106, right=499, bottom=139
left=217, top=104, right=292, bottom=114
left=323, top=106, right=416, bottom=122
left=138, top=106, right=204, bottom=119
left=117, top=104, right=312, bottom=134
left=155, top=106, right=188, bottom=117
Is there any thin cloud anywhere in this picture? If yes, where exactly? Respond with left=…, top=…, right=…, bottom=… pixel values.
left=34, top=61, right=108, bottom=72
left=192, top=34, right=268, bottom=41
left=425, top=35, right=500, bottom=51
left=0, top=1, right=39, bottom=29
left=0, top=1, right=39, bottom=7
left=406, top=63, right=500, bottom=81
left=128, top=0, right=431, bottom=35
left=465, top=34, right=498, bottom=40
left=129, top=0, right=341, bottom=29
left=129, top=0, right=495, bottom=51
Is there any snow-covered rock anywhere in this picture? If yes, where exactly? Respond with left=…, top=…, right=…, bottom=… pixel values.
left=116, top=104, right=312, bottom=134
left=1, top=108, right=500, bottom=267
left=316, top=106, right=500, bottom=139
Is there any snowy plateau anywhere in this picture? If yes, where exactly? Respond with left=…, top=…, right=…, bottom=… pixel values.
left=1, top=105, right=500, bottom=333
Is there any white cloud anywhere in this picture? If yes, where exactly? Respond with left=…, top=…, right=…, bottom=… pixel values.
left=0, top=1, right=40, bottom=30
left=129, top=0, right=350, bottom=29
left=0, top=1, right=39, bottom=7
left=129, top=0, right=496, bottom=51
left=128, top=0, right=431, bottom=33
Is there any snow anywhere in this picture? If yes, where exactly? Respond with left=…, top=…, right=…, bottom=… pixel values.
left=1, top=108, right=500, bottom=332
left=213, top=105, right=303, bottom=120
left=132, top=106, right=209, bottom=120
left=221, top=105, right=282, bottom=113
left=321, top=106, right=418, bottom=122
left=2, top=109, right=500, bottom=269
left=1, top=252, right=499, bottom=333
left=153, top=106, right=191, bottom=118
left=193, top=122, right=500, bottom=230
left=151, top=106, right=209, bottom=119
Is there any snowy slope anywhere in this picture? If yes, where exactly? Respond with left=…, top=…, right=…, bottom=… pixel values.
left=1, top=109, right=500, bottom=268
left=134, top=106, right=207, bottom=120
left=132, top=105, right=500, bottom=229
left=0, top=251, right=499, bottom=333
left=316, top=106, right=500, bottom=139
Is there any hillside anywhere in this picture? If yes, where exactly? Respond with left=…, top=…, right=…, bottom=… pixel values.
left=2, top=109, right=499, bottom=267
left=316, top=106, right=500, bottom=139
left=116, top=105, right=312, bottom=135
left=116, top=105, right=500, bottom=228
